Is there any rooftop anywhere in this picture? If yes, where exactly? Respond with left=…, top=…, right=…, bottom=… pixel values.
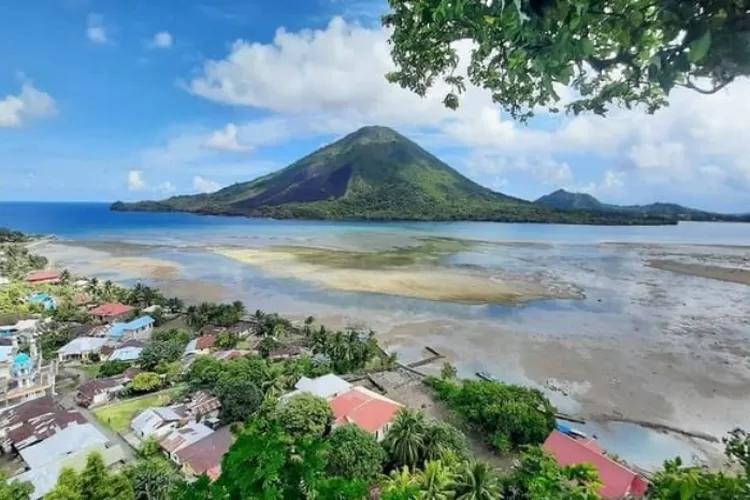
left=329, top=387, right=401, bottom=434
left=176, top=426, right=233, bottom=476
left=108, top=346, right=143, bottom=362
left=543, top=430, right=649, bottom=499
left=77, top=377, right=127, bottom=400
left=19, top=423, right=109, bottom=469
left=59, top=337, right=107, bottom=356
left=0, top=396, right=57, bottom=428
left=285, top=373, right=352, bottom=401
left=7, top=409, right=87, bottom=450
left=88, top=303, right=134, bottom=318
left=131, top=407, right=183, bottom=436
left=109, top=316, right=155, bottom=338
left=25, top=270, right=60, bottom=282
left=160, top=422, right=214, bottom=454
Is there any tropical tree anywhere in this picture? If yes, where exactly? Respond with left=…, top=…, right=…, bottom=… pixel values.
left=59, top=269, right=71, bottom=285
left=440, top=362, right=457, bottom=380
left=454, top=461, right=501, bottom=500
left=215, top=376, right=262, bottom=423
left=327, top=424, right=387, bottom=482
left=381, top=467, right=421, bottom=500
left=422, top=420, right=471, bottom=464
left=124, top=457, right=181, bottom=500
left=0, top=470, right=32, bottom=500
left=384, top=0, right=749, bottom=121
left=86, top=277, right=100, bottom=296
left=273, top=393, right=333, bottom=439
left=130, top=372, right=162, bottom=393
left=139, top=339, right=185, bottom=371
left=415, top=460, right=455, bottom=500
left=384, top=408, right=428, bottom=469
left=48, top=453, right=135, bottom=500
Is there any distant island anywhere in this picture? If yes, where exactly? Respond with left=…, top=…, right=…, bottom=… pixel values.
left=535, top=189, right=750, bottom=222
left=112, top=126, right=677, bottom=226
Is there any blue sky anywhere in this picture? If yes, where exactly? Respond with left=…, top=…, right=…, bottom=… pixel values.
left=1, top=0, right=749, bottom=212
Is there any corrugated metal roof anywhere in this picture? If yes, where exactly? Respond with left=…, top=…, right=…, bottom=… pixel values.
left=108, top=346, right=143, bottom=361
left=19, top=423, right=109, bottom=468
left=289, top=374, right=352, bottom=400
left=59, top=337, right=107, bottom=356
left=160, top=422, right=213, bottom=454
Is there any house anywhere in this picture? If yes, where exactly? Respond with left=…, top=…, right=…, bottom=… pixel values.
left=25, top=271, right=60, bottom=285
left=281, top=373, right=352, bottom=401
left=108, top=316, right=155, bottom=341
left=328, top=387, right=402, bottom=441
left=184, top=335, right=216, bottom=357
left=27, top=293, right=56, bottom=311
left=0, top=396, right=58, bottom=451
left=176, top=426, right=233, bottom=479
left=108, top=346, right=143, bottom=362
left=5, top=409, right=87, bottom=452
left=73, top=294, right=93, bottom=308
left=268, top=345, right=304, bottom=361
left=142, top=305, right=162, bottom=314
left=0, top=319, right=40, bottom=339
left=19, top=423, right=111, bottom=469
left=14, top=442, right=126, bottom=499
left=88, top=303, right=134, bottom=323
left=98, top=345, right=116, bottom=361
left=130, top=407, right=184, bottom=440
left=184, top=391, right=221, bottom=420
left=159, top=422, right=214, bottom=464
left=57, top=337, right=107, bottom=362
left=76, top=376, right=129, bottom=407
left=543, top=430, right=650, bottom=499
left=213, top=350, right=243, bottom=361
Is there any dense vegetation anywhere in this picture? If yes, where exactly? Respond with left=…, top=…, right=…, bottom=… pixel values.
left=0, top=228, right=31, bottom=243
left=384, top=0, right=749, bottom=120
left=428, top=377, right=557, bottom=452
left=536, top=189, right=750, bottom=222
left=111, top=126, right=675, bottom=226
left=0, top=245, right=48, bottom=280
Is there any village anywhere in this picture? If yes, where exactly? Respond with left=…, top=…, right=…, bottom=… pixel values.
left=0, top=236, right=740, bottom=499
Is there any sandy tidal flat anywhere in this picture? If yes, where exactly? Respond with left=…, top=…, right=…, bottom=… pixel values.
left=213, top=247, right=581, bottom=304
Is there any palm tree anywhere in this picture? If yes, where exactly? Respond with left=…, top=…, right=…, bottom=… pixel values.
left=86, top=277, right=100, bottom=297
left=381, top=467, right=420, bottom=499
left=384, top=408, right=427, bottom=469
left=416, top=460, right=455, bottom=500
left=454, top=461, right=501, bottom=500
left=59, top=269, right=71, bottom=285
left=102, top=280, right=115, bottom=301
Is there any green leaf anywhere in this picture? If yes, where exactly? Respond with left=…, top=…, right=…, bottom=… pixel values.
left=581, top=39, right=594, bottom=57
left=484, top=15, right=495, bottom=25
left=689, top=31, right=711, bottom=63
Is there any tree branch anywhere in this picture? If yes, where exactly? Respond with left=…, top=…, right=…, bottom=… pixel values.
left=679, top=76, right=735, bottom=94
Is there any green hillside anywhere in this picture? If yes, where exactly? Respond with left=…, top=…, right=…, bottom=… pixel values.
left=112, top=126, right=675, bottom=225
left=535, top=189, right=750, bottom=222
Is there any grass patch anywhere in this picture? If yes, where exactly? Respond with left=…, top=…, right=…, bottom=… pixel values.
left=82, top=363, right=102, bottom=379
left=93, top=388, right=181, bottom=433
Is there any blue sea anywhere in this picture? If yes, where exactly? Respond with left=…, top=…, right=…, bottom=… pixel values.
left=2, top=201, right=750, bottom=245
left=2, top=201, right=748, bottom=468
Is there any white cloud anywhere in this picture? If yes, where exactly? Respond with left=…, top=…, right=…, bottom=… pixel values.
left=193, top=176, right=221, bottom=193
left=205, top=123, right=252, bottom=152
left=0, top=82, right=56, bottom=127
left=127, top=170, right=145, bottom=191
left=86, top=14, right=109, bottom=44
left=152, top=31, right=173, bottom=49
left=156, top=181, right=176, bottom=194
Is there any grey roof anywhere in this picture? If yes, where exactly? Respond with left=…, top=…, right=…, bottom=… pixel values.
left=131, top=407, right=182, bottom=436
left=59, top=337, right=107, bottom=356
left=160, top=422, right=214, bottom=454
left=183, top=338, right=198, bottom=356
left=0, top=345, right=14, bottom=363
left=283, top=374, right=352, bottom=401
left=14, top=444, right=126, bottom=500
left=19, top=423, right=109, bottom=468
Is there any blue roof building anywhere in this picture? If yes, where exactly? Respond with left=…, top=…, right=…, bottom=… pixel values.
left=108, top=346, right=143, bottom=362
left=108, top=316, right=155, bottom=339
left=28, top=293, right=56, bottom=311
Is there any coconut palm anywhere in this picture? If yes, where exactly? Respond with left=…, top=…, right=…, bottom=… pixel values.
left=416, top=460, right=455, bottom=500
left=384, top=408, right=428, bottom=469
left=86, top=277, right=100, bottom=297
left=59, top=269, right=71, bottom=285
left=454, top=461, right=502, bottom=500
left=382, top=467, right=420, bottom=499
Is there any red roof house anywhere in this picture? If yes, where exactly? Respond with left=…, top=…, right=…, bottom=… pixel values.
left=329, top=387, right=401, bottom=441
left=176, top=426, right=234, bottom=479
left=25, top=270, right=61, bottom=285
left=543, top=430, right=649, bottom=499
left=89, top=303, right=134, bottom=322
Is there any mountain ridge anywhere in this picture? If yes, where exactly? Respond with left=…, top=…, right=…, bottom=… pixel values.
left=112, top=126, right=677, bottom=225
left=534, top=189, right=750, bottom=222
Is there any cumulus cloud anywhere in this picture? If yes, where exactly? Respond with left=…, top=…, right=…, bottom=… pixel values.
left=86, top=14, right=109, bottom=44
left=0, top=82, right=56, bottom=127
left=193, top=176, right=221, bottom=193
left=127, top=170, right=145, bottom=191
left=152, top=31, right=173, bottom=49
left=205, top=123, right=252, bottom=152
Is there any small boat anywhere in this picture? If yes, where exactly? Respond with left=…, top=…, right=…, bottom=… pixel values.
left=556, top=423, right=588, bottom=439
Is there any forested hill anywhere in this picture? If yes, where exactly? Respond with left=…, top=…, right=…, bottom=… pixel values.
left=112, top=126, right=675, bottom=225
left=535, top=189, right=750, bottom=222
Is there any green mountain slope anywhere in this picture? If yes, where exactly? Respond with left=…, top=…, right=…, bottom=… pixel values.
left=535, top=189, right=750, bottom=222
left=112, top=126, right=675, bottom=225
